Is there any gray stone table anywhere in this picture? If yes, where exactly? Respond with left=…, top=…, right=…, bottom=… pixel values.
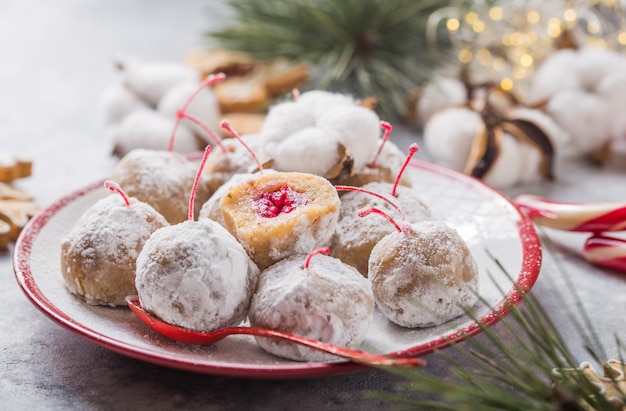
left=1, top=1, right=625, bottom=409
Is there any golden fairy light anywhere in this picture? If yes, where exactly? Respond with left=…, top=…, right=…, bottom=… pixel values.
left=427, top=0, right=626, bottom=97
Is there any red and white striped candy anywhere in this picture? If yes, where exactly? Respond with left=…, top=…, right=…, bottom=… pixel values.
left=583, top=235, right=626, bottom=273
left=515, top=195, right=626, bottom=233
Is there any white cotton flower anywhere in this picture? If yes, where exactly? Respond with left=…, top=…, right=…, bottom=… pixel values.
left=508, top=107, right=570, bottom=154
left=118, top=58, right=199, bottom=107
left=417, top=76, right=467, bottom=124
left=158, top=81, right=221, bottom=146
left=423, top=107, right=482, bottom=171
left=316, top=104, right=380, bottom=169
left=597, top=71, right=626, bottom=142
left=423, top=106, right=559, bottom=189
left=109, top=109, right=198, bottom=156
left=296, top=90, right=357, bottom=118
left=269, top=128, right=342, bottom=176
left=260, top=102, right=315, bottom=148
left=100, top=82, right=148, bottom=126
left=544, top=89, right=613, bottom=157
left=527, top=49, right=580, bottom=104
left=528, top=46, right=626, bottom=158
left=575, top=47, right=626, bottom=90
left=99, top=82, right=148, bottom=126
left=259, top=90, right=380, bottom=176
left=483, top=134, right=538, bottom=189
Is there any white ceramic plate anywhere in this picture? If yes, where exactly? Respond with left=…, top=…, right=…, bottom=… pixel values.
left=14, top=160, right=541, bottom=378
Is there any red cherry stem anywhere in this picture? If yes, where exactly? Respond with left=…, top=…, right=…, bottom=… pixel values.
left=358, top=206, right=404, bottom=233
left=168, top=73, right=227, bottom=153
left=220, top=119, right=264, bottom=175
left=183, top=73, right=226, bottom=113
left=104, top=180, right=131, bottom=207
left=304, top=247, right=331, bottom=269
left=392, top=143, right=419, bottom=198
left=369, top=121, right=392, bottom=168
left=188, top=145, right=212, bottom=221
left=334, top=185, right=406, bottom=221
left=178, top=111, right=227, bottom=153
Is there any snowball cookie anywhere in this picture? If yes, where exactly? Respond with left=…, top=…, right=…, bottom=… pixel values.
left=201, top=134, right=267, bottom=194
left=220, top=172, right=340, bottom=270
left=249, top=253, right=375, bottom=362
left=369, top=221, right=479, bottom=328
left=135, top=219, right=259, bottom=332
left=110, top=149, right=212, bottom=224
left=332, top=182, right=432, bottom=276
left=61, top=194, right=168, bottom=307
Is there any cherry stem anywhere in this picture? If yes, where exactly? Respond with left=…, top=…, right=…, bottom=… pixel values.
left=334, top=185, right=406, bottom=221
left=220, top=119, right=264, bottom=174
left=168, top=72, right=227, bottom=153
left=178, top=111, right=227, bottom=153
left=392, top=143, right=419, bottom=198
left=369, top=121, right=392, bottom=168
left=104, top=180, right=131, bottom=207
left=304, top=247, right=331, bottom=269
left=188, top=145, right=212, bottom=221
left=358, top=206, right=404, bottom=233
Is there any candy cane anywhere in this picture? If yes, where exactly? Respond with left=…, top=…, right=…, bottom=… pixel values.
left=514, top=195, right=626, bottom=233
left=583, top=235, right=626, bottom=273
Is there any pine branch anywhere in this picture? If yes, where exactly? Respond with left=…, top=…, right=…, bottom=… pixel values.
left=207, top=0, right=453, bottom=118
left=369, top=246, right=625, bottom=410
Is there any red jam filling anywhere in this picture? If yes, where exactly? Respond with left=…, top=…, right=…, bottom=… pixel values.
left=254, top=185, right=308, bottom=218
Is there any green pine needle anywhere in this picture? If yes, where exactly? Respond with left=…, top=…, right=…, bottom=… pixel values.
left=207, top=0, right=453, bottom=118
left=369, top=241, right=625, bottom=410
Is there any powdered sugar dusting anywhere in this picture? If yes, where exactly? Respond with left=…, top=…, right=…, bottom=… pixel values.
left=60, top=194, right=168, bottom=306
left=249, top=254, right=374, bottom=362
left=110, top=149, right=209, bottom=224
left=135, top=219, right=259, bottom=332
left=332, top=182, right=432, bottom=275
left=369, top=221, right=479, bottom=328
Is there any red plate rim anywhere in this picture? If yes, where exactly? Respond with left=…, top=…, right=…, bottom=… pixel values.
left=12, top=159, right=542, bottom=378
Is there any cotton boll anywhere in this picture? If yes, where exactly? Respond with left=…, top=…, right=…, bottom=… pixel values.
left=267, top=127, right=343, bottom=176
left=118, top=58, right=199, bottom=107
left=259, top=101, right=315, bottom=149
left=515, top=143, right=543, bottom=185
left=483, top=134, right=528, bottom=189
left=423, top=107, right=482, bottom=171
left=316, top=105, right=380, bottom=170
left=575, top=47, right=626, bottom=91
left=158, top=81, right=221, bottom=146
left=258, top=90, right=379, bottom=174
left=417, top=76, right=467, bottom=124
left=488, top=136, right=544, bottom=187
left=296, top=90, right=357, bottom=119
left=100, top=82, right=148, bottom=126
left=509, top=107, right=570, bottom=153
left=545, top=89, right=613, bottom=157
left=110, top=109, right=199, bottom=157
left=527, top=49, right=580, bottom=104
left=597, top=71, right=626, bottom=142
